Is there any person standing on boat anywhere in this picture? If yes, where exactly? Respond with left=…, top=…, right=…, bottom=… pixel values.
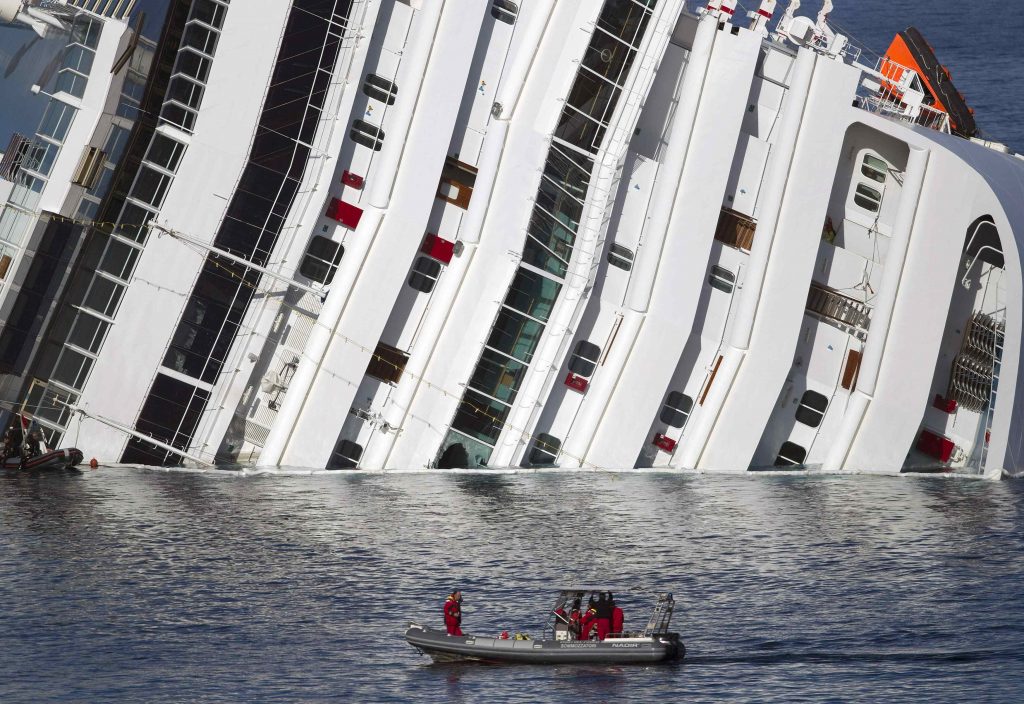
left=579, top=603, right=598, bottom=640
left=610, top=594, right=624, bottom=636
left=568, top=598, right=583, bottom=640
left=444, top=590, right=463, bottom=636
left=595, top=593, right=612, bottom=640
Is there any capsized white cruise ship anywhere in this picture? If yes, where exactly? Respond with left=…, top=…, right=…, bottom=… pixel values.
left=0, top=0, right=1022, bottom=478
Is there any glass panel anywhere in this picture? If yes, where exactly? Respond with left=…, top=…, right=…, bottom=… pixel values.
left=861, top=154, right=888, bottom=183
left=486, top=308, right=544, bottom=364
left=504, top=267, right=561, bottom=322
left=596, top=0, right=653, bottom=48
left=175, top=49, right=211, bottom=83
left=708, top=265, right=735, bottom=294
left=582, top=29, right=633, bottom=87
left=854, top=184, right=882, bottom=213
left=438, top=430, right=493, bottom=469
left=566, top=69, right=618, bottom=127
left=67, top=312, right=109, bottom=354
left=52, top=347, right=92, bottom=389
left=183, top=21, right=219, bottom=55
left=529, top=433, right=561, bottom=465
left=523, top=236, right=569, bottom=278
left=146, top=133, right=187, bottom=172
left=451, top=390, right=510, bottom=445
left=117, top=201, right=155, bottom=242
left=543, top=145, right=593, bottom=201
left=102, top=125, right=129, bottom=162
left=469, top=349, right=528, bottom=403
left=131, top=167, right=170, bottom=208
left=98, top=239, right=140, bottom=281
left=83, top=276, right=124, bottom=317
left=38, top=101, right=76, bottom=142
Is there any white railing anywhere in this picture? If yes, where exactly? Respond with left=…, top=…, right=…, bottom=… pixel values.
left=855, top=56, right=952, bottom=134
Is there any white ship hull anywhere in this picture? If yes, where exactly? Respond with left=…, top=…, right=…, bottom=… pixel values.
left=0, top=0, right=1020, bottom=478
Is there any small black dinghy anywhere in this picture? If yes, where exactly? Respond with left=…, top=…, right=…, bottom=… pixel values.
left=406, top=589, right=684, bottom=665
left=2, top=447, right=84, bottom=471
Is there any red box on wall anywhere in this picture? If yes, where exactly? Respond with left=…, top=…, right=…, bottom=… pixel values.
left=916, top=429, right=955, bottom=463
left=341, top=170, right=364, bottom=189
left=564, top=372, right=588, bottom=393
left=326, top=197, right=363, bottom=229
left=932, top=394, right=958, bottom=413
left=653, top=434, right=677, bottom=453
left=421, top=233, right=455, bottom=264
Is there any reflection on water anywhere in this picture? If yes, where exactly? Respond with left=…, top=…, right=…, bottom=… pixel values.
left=1, top=469, right=1023, bottom=703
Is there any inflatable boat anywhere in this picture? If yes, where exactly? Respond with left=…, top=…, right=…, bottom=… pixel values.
left=2, top=448, right=84, bottom=471
left=406, top=590, right=684, bottom=665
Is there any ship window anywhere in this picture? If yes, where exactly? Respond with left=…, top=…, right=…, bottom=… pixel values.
left=102, top=124, right=130, bottom=163
left=854, top=184, right=882, bottom=213
left=437, top=156, right=477, bottom=209
left=145, top=133, right=186, bottom=173
left=408, top=256, right=442, bottom=293
left=362, top=74, right=397, bottom=105
left=131, top=166, right=172, bottom=208
left=83, top=275, right=124, bottom=318
left=175, top=48, right=211, bottom=83
left=183, top=21, right=219, bottom=56
left=708, top=265, right=735, bottom=293
left=529, top=433, right=561, bottom=466
left=68, top=312, right=109, bottom=354
left=491, top=0, right=518, bottom=24
left=660, top=391, right=694, bottom=428
left=38, top=101, right=76, bottom=143
left=366, top=342, right=409, bottom=385
left=300, top=235, right=344, bottom=284
left=117, top=201, right=154, bottom=242
left=52, top=347, right=93, bottom=390
left=161, top=102, right=198, bottom=132
left=504, top=267, right=561, bottom=323
left=523, top=235, right=569, bottom=278
left=795, top=390, right=829, bottom=428
left=861, top=154, right=888, bottom=184
left=608, top=243, right=634, bottom=271
left=166, top=75, right=205, bottom=110
left=190, top=0, right=227, bottom=29
left=487, top=309, right=543, bottom=364
left=469, top=349, right=527, bottom=403
left=451, top=390, right=511, bottom=445
left=329, top=439, right=363, bottom=469
left=774, top=441, right=807, bottom=467
left=568, top=340, right=601, bottom=378
left=350, top=119, right=384, bottom=151
left=98, top=239, right=140, bottom=282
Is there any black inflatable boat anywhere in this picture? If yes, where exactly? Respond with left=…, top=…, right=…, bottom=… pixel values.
left=2, top=448, right=84, bottom=471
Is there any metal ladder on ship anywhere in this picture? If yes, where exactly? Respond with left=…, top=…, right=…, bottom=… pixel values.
left=805, top=282, right=871, bottom=340
left=641, top=593, right=675, bottom=636
left=978, top=312, right=1006, bottom=475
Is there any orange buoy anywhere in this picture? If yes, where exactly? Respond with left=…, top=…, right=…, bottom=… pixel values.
left=89, top=458, right=98, bottom=469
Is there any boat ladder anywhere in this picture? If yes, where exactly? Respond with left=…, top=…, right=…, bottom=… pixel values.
left=641, top=593, right=675, bottom=636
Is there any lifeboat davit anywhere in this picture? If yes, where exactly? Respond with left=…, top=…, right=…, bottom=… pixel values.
left=883, top=27, right=977, bottom=138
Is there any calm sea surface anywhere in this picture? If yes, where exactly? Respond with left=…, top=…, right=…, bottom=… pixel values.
left=1, top=470, right=1023, bottom=703
left=3, top=2, right=1024, bottom=702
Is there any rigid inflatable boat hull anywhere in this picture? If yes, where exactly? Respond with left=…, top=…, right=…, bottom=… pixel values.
left=405, top=624, right=683, bottom=665
left=2, top=448, right=84, bottom=471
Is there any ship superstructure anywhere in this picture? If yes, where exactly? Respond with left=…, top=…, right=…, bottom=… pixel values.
left=0, top=0, right=1021, bottom=478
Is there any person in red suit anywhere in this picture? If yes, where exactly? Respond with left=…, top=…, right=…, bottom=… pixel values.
left=568, top=598, right=583, bottom=640
left=579, top=604, right=598, bottom=640
left=444, top=590, right=463, bottom=636
left=610, top=594, right=624, bottom=636
left=595, top=593, right=612, bottom=640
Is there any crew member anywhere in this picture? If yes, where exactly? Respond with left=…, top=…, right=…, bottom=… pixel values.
left=595, top=593, right=612, bottom=641
left=610, top=594, right=624, bottom=636
left=579, top=603, right=598, bottom=640
left=444, top=590, right=463, bottom=636
left=568, top=598, right=582, bottom=640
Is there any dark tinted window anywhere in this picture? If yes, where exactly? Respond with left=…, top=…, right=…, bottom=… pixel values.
left=795, top=390, right=829, bottom=427
left=568, top=340, right=601, bottom=377
left=660, top=391, right=694, bottom=428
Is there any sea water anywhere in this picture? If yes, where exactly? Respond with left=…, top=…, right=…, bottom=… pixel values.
left=3, top=1, right=1024, bottom=702
left=1, top=470, right=1023, bottom=703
